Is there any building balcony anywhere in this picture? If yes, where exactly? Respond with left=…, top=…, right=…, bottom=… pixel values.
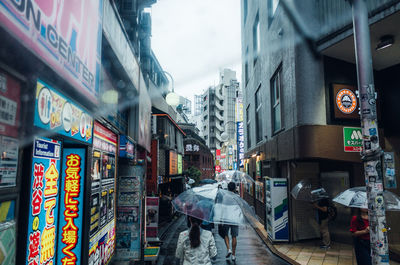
left=215, top=111, right=224, bottom=121
left=216, top=122, right=224, bottom=132
left=215, top=100, right=224, bottom=111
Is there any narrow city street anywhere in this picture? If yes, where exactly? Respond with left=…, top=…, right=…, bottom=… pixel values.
left=156, top=215, right=290, bottom=265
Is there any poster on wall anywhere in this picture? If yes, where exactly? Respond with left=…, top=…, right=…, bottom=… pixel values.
left=26, top=137, right=61, bottom=265
left=89, top=193, right=100, bottom=237
left=0, top=70, right=20, bottom=138
left=34, top=80, right=93, bottom=143
left=383, top=152, right=397, bottom=189
left=0, top=0, right=103, bottom=103
left=116, top=165, right=143, bottom=261
left=57, top=148, right=86, bottom=265
left=146, top=197, right=159, bottom=241
left=0, top=136, right=18, bottom=188
left=88, top=220, right=116, bottom=265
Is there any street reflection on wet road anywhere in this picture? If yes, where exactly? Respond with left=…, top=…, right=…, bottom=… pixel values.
left=157, top=216, right=289, bottom=265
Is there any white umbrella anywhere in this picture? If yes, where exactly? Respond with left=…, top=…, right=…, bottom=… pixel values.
left=217, top=170, right=254, bottom=184
left=333, top=186, right=400, bottom=211
left=172, top=185, right=255, bottom=226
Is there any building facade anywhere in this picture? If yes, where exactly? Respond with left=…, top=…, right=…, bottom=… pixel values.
left=200, top=69, right=239, bottom=155
left=241, top=0, right=400, bottom=245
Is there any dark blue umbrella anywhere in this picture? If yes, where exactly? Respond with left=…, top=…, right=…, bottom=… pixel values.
left=199, top=179, right=217, bottom=184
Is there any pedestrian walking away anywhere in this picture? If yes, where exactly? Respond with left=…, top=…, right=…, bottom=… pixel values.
left=222, top=182, right=239, bottom=262
left=175, top=210, right=217, bottom=265
left=350, top=208, right=372, bottom=265
left=313, top=198, right=331, bottom=249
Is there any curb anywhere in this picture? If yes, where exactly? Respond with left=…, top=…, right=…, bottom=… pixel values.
left=244, top=213, right=301, bottom=265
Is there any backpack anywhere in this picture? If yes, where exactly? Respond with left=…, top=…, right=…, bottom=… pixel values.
left=327, top=204, right=337, bottom=221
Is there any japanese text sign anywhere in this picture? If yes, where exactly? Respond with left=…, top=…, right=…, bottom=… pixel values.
left=237, top=122, right=245, bottom=168
left=0, top=70, right=20, bottom=138
left=34, top=80, right=93, bottom=143
left=26, top=137, right=61, bottom=265
left=57, top=148, right=86, bottom=265
left=343, top=127, right=363, bottom=152
left=0, top=0, right=103, bottom=103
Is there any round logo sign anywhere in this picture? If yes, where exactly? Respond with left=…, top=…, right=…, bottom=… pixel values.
left=62, top=102, right=72, bottom=132
left=37, top=87, right=52, bottom=124
left=336, top=89, right=357, bottom=114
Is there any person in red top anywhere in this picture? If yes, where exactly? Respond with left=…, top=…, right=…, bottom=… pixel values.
left=350, top=208, right=372, bottom=265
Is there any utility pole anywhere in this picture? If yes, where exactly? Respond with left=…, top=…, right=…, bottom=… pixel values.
left=350, top=0, right=389, bottom=264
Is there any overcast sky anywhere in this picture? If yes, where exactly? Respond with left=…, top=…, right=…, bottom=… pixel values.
left=151, top=0, right=242, bottom=104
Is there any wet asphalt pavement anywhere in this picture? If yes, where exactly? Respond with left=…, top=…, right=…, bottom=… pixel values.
left=156, top=215, right=289, bottom=265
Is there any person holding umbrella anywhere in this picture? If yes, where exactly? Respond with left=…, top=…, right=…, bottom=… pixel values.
left=222, top=182, right=239, bottom=261
left=176, top=209, right=217, bottom=265
left=313, top=198, right=331, bottom=249
left=350, top=208, right=372, bottom=265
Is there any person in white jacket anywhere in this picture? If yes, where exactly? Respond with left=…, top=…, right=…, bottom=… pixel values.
left=175, top=211, right=217, bottom=265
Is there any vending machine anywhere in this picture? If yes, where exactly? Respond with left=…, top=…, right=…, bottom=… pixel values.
left=265, top=177, right=289, bottom=242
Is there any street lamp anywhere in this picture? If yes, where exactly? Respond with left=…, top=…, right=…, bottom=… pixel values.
left=163, top=71, right=180, bottom=106
left=221, top=120, right=236, bottom=141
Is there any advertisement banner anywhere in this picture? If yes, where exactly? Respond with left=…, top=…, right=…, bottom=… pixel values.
left=88, top=220, right=116, bottom=265
left=0, top=0, right=103, bottom=103
left=57, top=148, right=86, bottom=265
left=383, top=152, right=397, bottom=189
left=26, top=137, right=61, bottom=265
left=237, top=122, right=244, bottom=168
left=119, top=135, right=134, bottom=159
left=146, top=197, right=159, bottom=241
left=34, top=80, right=93, bottom=143
left=93, top=121, right=117, bottom=154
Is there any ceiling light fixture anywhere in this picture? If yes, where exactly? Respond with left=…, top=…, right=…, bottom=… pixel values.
left=376, top=35, right=394, bottom=51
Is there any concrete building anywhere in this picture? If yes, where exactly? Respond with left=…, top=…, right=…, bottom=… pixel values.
left=241, top=0, right=400, bottom=247
left=201, top=69, right=239, bottom=154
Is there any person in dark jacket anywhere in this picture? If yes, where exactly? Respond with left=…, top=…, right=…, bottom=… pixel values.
left=313, top=198, right=330, bottom=248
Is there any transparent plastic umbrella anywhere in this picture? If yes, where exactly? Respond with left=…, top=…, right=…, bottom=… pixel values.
left=216, top=170, right=254, bottom=184
left=291, top=180, right=329, bottom=202
left=333, top=186, right=400, bottom=211
left=172, top=185, right=255, bottom=226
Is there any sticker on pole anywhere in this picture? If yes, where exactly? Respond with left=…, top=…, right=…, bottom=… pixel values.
left=343, top=127, right=363, bottom=152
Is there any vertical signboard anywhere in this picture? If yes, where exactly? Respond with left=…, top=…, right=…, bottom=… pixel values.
left=57, top=148, right=86, bottom=265
left=177, top=154, right=183, bottom=175
left=89, top=121, right=117, bottom=265
left=237, top=122, right=245, bottom=168
left=0, top=0, right=103, bottom=103
left=169, top=151, right=177, bottom=175
left=26, top=137, right=61, bottom=265
left=146, top=197, right=159, bottom=241
left=116, top=165, right=143, bottom=261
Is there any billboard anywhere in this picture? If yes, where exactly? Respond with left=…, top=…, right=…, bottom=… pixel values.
left=0, top=0, right=102, bottom=103
left=169, top=151, right=177, bottom=175
left=237, top=122, right=244, bottom=168
left=57, top=148, right=86, bottom=265
left=34, top=79, right=93, bottom=143
left=26, top=137, right=61, bottom=265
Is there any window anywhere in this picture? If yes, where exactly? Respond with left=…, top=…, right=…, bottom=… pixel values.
left=204, top=114, right=208, bottom=121
left=255, top=86, right=263, bottom=143
left=271, top=66, right=282, bottom=133
left=246, top=105, right=251, bottom=148
left=245, top=47, right=249, bottom=85
left=252, top=13, right=260, bottom=66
